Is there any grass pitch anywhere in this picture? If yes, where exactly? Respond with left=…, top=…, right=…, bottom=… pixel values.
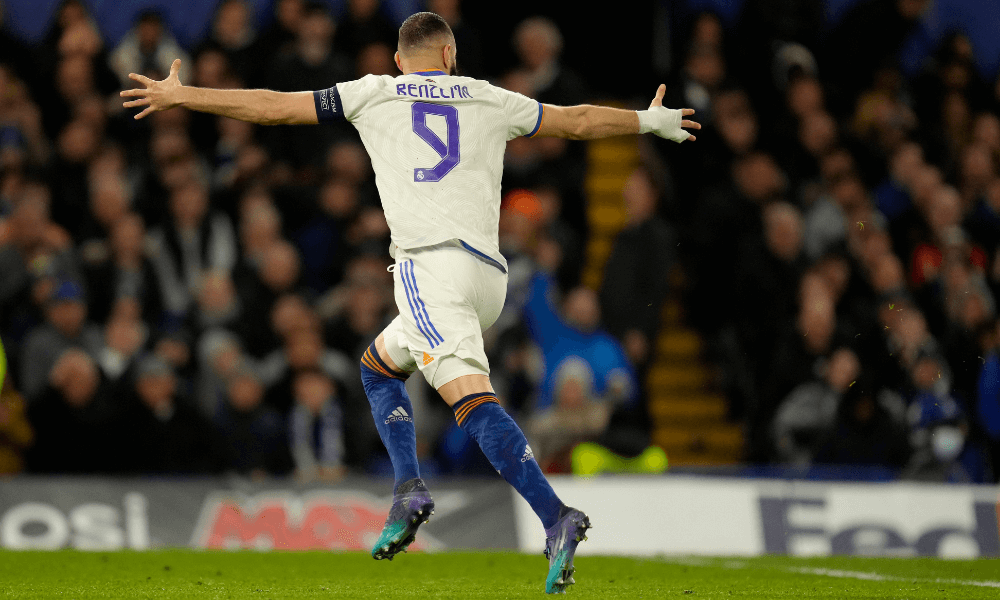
left=0, top=550, right=998, bottom=599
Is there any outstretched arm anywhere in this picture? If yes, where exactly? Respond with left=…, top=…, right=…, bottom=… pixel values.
left=535, top=84, right=699, bottom=142
left=120, top=59, right=318, bottom=125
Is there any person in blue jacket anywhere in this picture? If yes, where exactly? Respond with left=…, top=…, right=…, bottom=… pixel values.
left=523, top=271, right=638, bottom=412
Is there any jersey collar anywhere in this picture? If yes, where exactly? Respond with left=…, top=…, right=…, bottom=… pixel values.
left=411, top=69, right=447, bottom=76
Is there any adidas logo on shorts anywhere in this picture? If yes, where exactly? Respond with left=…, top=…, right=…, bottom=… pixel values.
left=521, top=444, right=535, bottom=463
left=385, top=406, right=413, bottom=424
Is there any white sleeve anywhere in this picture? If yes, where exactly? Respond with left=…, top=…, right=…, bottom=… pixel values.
left=314, top=75, right=380, bottom=123
left=492, top=86, right=544, bottom=140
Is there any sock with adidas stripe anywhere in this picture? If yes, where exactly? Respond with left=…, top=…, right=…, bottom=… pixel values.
left=453, top=392, right=564, bottom=529
left=360, top=342, right=420, bottom=492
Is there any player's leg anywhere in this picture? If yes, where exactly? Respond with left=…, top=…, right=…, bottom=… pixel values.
left=363, top=318, right=434, bottom=560
left=437, top=374, right=564, bottom=528
left=397, top=245, right=589, bottom=593
left=360, top=322, right=420, bottom=491
left=404, top=247, right=566, bottom=530
left=437, top=375, right=590, bottom=594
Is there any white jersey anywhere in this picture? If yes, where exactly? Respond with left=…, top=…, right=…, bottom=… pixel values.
left=313, top=70, right=544, bottom=272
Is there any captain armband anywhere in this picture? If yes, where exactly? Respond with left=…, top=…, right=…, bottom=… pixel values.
left=313, top=86, right=346, bottom=122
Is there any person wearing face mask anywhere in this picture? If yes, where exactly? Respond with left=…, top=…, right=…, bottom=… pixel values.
left=902, top=354, right=974, bottom=482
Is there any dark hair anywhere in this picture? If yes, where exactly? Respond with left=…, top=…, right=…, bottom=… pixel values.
left=398, top=12, right=454, bottom=54
left=137, top=9, right=164, bottom=26
left=302, top=1, right=331, bottom=19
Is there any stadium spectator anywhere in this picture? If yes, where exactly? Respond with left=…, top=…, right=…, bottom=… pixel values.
left=527, top=357, right=612, bottom=472
left=261, top=326, right=353, bottom=414
left=83, top=213, right=164, bottom=326
left=334, top=0, right=397, bottom=62
left=354, top=42, right=396, bottom=78
left=288, top=369, right=346, bottom=481
left=34, top=0, right=119, bottom=138
left=533, top=186, right=583, bottom=291
left=0, top=184, right=80, bottom=338
left=122, top=355, right=217, bottom=473
left=20, top=280, right=103, bottom=400
left=772, top=347, right=860, bottom=465
left=200, top=0, right=258, bottom=85
left=195, top=328, right=243, bottom=418
left=77, top=171, right=130, bottom=247
left=193, top=269, right=241, bottom=334
left=26, top=349, right=120, bottom=472
left=600, top=168, right=676, bottom=371
left=902, top=354, right=973, bottom=482
left=214, top=363, right=290, bottom=476
left=0, top=0, right=34, bottom=86
left=820, top=0, right=928, bottom=114
left=294, top=179, right=354, bottom=293
left=263, top=2, right=351, bottom=167
left=813, top=380, right=911, bottom=468
left=147, top=181, right=238, bottom=317
left=97, top=299, right=148, bottom=381
left=512, top=16, right=586, bottom=106
left=320, top=254, right=394, bottom=358
left=426, top=0, right=485, bottom=78
left=254, top=0, right=305, bottom=61
left=523, top=272, right=637, bottom=412
left=977, top=319, right=1000, bottom=472
left=0, top=64, right=50, bottom=168
left=50, top=115, right=102, bottom=231
left=672, top=13, right=728, bottom=121
left=109, top=10, right=190, bottom=87
left=236, top=240, right=303, bottom=357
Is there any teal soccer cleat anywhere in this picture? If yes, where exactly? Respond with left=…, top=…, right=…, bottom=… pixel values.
left=371, top=478, right=435, bottom=560
left=543, top=507, right=591, bottom=594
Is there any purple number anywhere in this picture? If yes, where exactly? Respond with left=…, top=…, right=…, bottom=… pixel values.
left=411, top=102, right=460, bottom=182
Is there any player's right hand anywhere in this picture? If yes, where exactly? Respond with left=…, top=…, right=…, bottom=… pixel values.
left=647, top=84, right=700, bottom=143
left=119, top=58, right=184, bottom=120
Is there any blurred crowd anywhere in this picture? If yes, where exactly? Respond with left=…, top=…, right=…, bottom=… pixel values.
left=0, top=0, right=998, bottom=483
left=0, top=0, right=644, bottom=480
left=660, top=1, right=1000, bottom=482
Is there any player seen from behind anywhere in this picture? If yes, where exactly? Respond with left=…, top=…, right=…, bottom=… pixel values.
left=120, top=11, right=699, bottom=594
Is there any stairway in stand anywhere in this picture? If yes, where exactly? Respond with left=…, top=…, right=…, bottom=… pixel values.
left=648, top=295, right=743, bottom=465
left=583, top=135, right=742, bottom=467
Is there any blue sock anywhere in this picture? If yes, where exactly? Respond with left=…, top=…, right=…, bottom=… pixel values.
left=360, top=343, right=419, bottom=492
left=454, top=393, right=564, bottom=529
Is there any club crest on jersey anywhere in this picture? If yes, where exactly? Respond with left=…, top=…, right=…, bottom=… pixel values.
left=385, top=406, right=412, bottom=424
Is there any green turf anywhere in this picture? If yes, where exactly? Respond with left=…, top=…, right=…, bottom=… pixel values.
left=0, top=550, right=997, bottom=599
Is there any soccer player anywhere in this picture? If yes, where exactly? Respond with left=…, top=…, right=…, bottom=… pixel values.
left=121, top=12, right=698, bottom=593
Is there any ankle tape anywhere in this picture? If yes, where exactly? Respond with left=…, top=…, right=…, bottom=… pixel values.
left=453, top=392, right=500, bottom=426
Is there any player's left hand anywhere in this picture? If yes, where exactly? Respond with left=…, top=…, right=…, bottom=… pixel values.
left=119, top=58, right=184, bottom=120
left=648, top=84, right=700, bottom=142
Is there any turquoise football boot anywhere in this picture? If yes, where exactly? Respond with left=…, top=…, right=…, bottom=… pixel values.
left=371, top=478, right=435, bottom=560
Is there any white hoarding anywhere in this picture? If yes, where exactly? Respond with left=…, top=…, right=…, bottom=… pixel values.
left=514, top=476, right=764, bottom=556
left=514, top=476, right=1000, bottom=558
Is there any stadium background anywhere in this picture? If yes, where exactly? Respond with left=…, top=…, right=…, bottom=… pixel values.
left=0, top=0, right=999, bottom=557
